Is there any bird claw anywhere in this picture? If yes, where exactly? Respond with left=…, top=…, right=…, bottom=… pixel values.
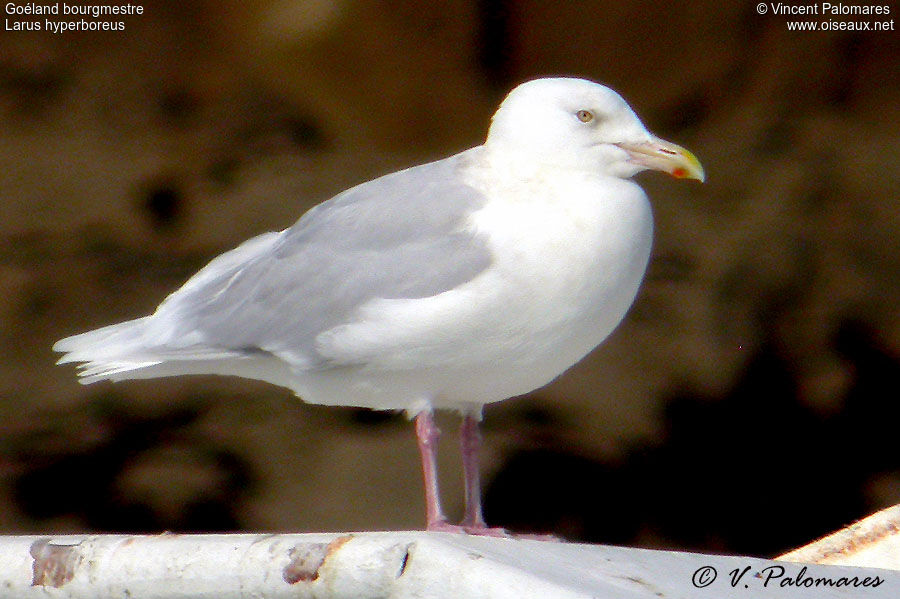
left=426, top=520, right=559, bottom=540
left=462, top=524, right=510, bottom=537
left=425, top=519, right=506, bottom=536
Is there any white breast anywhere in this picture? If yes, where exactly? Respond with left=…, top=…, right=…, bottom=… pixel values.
left=301, top=165, right=654, bottom=411
left=463, top=170, right=654, bottom=375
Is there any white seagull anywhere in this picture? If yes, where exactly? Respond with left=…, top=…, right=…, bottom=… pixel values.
left=55, top=77, right=704, bottom=535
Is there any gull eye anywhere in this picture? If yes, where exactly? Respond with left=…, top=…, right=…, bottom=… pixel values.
left=576, top=109, right=594, bottom=123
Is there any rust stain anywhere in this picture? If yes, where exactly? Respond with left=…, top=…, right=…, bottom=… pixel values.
left=30, top=539, right=83, bottom=588
left=283, top=534, right=353, bottom=584
left=620, top=574, right=665, bottom=597
left=778, top=505, right=900, bottom=564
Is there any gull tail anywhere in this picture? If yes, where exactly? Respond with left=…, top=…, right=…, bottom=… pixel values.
left=54, top=318, right=296, bottom=389
left=53, top=317, right=164, bottom=384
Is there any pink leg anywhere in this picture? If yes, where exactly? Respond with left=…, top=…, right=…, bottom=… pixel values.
left=414, top=410, right=450, bottom=530
left=415, top=409, right=507, bottom=536
left=459, top=411, right=507, bottom=536
left=460, top=412, right=486, bottom=528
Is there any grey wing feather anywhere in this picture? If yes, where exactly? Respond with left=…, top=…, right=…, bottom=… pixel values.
left=149, top=148, right=492, bottom=368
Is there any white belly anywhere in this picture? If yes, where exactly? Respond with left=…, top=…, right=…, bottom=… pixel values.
left=297, top=174, right=654, bottom=412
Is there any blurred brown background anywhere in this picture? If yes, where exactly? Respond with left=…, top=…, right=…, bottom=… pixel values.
left=0, top=0, right=898, bottom=556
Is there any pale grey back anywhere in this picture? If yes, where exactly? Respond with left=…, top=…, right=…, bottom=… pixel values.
left=151, top=148, right=493, bottom=369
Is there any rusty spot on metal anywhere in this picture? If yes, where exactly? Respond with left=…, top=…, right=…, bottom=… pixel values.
left=283, top=535, right=352, bottom=584
left=620, top=574, right=665, bottom=596
left=30, top=539, right=82, bottom=588
left=778, top=505, right=900, bottom=565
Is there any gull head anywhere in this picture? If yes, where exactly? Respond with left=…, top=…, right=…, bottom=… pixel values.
left=486, top=77, right=704, bottom=182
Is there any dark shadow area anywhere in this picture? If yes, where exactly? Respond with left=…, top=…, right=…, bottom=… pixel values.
left=485, top=316, right=898, bottom=555
left=9, top=395, right=255, bottom=533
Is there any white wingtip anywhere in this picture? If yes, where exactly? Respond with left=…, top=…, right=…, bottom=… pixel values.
left=54, top=317, right=159, bottom=383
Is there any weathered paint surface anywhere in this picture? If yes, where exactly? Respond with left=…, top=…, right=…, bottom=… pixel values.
left=30, top=539, right=82, bottom=588
left=283, top=535, right=353, bottom=583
